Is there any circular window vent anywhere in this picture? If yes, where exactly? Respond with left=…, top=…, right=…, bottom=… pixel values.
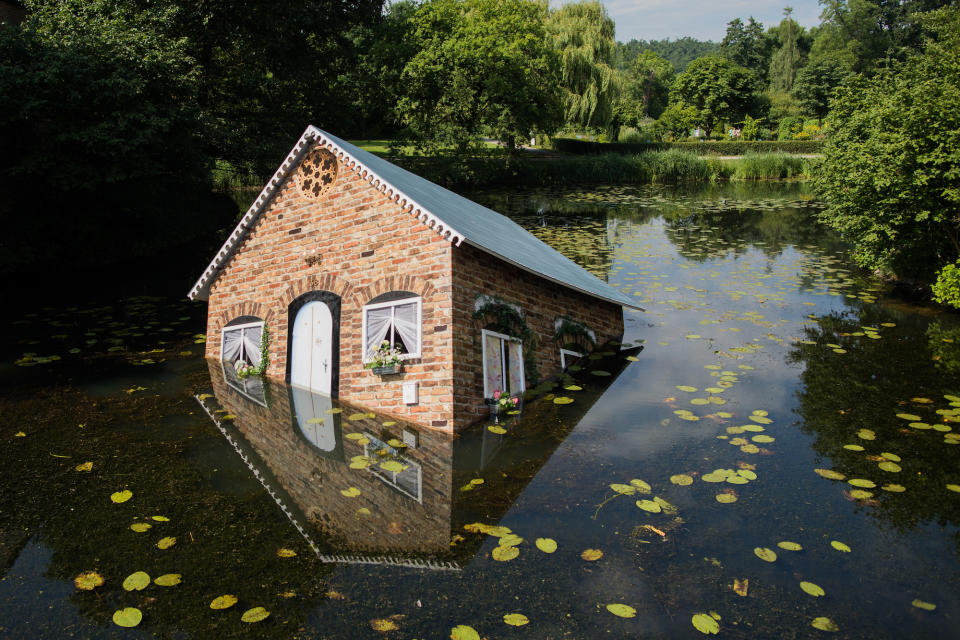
left=298, top=147, right=338, bottom=199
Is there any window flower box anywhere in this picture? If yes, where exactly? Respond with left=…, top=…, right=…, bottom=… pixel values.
left=366, top=340, right=403, bottom=377
left=371, top=364, right=401, bottom=376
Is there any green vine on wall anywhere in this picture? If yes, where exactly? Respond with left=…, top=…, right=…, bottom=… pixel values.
left=472, top=297, right=540, bottom=387
left=256, top=324, right=271, bottom=376
left=553, top=316, right=596, bottom=352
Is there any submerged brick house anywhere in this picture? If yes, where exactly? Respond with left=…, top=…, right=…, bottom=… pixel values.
left=189, top=126, right=639, bottom=431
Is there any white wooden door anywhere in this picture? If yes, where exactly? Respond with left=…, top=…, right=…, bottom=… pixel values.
left=290, top=301, right=333, bottom=394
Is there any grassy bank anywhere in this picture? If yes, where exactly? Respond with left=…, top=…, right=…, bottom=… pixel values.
left=397, top=151, right=813, bottom=188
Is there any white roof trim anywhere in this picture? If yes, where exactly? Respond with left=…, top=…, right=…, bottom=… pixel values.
left=188, top=126, right=465, bottom=301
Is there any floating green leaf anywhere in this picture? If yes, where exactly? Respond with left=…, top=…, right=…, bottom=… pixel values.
left=849, top=489, right=873, bottom=500
left=610, top=483, right=636, bottom=495
left=112, top=607, right=142, bottom=628
left=691, top=612, right=720, bottom=634
left=74, top=571, right=104, bottom=591
left=606, top=603, right=636, bottom=618
left=277, top=548, right=297, bottom=558
left=492, top=545, right=518, bottom=561
left=811, top=616, right=838, bottom=631
left=911, top=599, right=936, bottom=611
left=754, top=547, right=777, bottom=562
left=830, top=540, right=851, bottom=552
left=800, top=581, right=825, bottom=597
left=450, top=625, right=480, bottom=640
left=849, top=479, right=876, bottom=488
left=535, top=538, right=557, bottom=553
left=154, top=573, right=181, bottom=587
left=946, top=484, right=960, bottom=493
left=581, top=548, right=603, bottom=561
left=636, top=499, right=662, bottom=513
left=122, top=571, right=150, bottom=591
left=152, top=515, right=169, bottom=522
left=75, top=461, right=93, bottom=472
left=157, top=536, right=176, bottom=550
left=241, top=606, right=271, bottom=623
left=715, top=493, right=737, bottom=503
left=777, top=541, right=803, bottom=551
left=878, top=461, right=902, bottom=472
left=110, top=490, right=133, bottom=504
left=896, top=413, right=923, bottom=421
left=210, top=594, right=238, bottom=610
left=503, top=613, right=529, bottom=626
left=340, top=487, right=361, bottom=497
left=676, top=386, right=697, bottom=392
left=629, top=479, right=651, bottom=493
left=670, top=474, right=694, bottom=486
left=815, top=469, right=845, bottom=480
left=487, top=425, right=507, bottom=434
left=379, top=460, right=408, bottom=473
left=553, top=396, right=574, bottom=405
left=130, top=522, right=151, bottom=532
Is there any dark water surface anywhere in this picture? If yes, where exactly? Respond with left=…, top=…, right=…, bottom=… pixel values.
left=2, top=183, right=958, bottom=638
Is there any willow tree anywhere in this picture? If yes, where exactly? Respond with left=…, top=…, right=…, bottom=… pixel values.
left=769, top=7, right=804, bottom=92
left=547, top=1, right=619, bottom=133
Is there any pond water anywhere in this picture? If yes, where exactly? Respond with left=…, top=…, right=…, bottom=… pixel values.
left=2, top=182, right=959, bottom=638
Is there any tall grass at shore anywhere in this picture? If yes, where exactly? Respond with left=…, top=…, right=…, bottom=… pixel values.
left=726, top=152, right=810, bottom=180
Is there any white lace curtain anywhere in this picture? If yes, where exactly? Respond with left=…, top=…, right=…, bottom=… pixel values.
left=222, top=323, right=263, bottom=366
left=483, top=331, right=524, bottom=397
left=364, top=300, right=420, bottom=359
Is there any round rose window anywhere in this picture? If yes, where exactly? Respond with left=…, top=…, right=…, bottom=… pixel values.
left=298, top=147, right=338, bottom=199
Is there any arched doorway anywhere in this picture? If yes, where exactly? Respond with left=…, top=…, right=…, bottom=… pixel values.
left=287, top=291, right=340, bottom=396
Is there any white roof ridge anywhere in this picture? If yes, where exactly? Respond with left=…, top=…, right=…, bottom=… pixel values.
left=188, top=126, right=641, bottom=311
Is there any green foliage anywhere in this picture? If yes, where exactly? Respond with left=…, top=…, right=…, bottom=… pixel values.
left=656, top=102, right=699, bottom=140
left=547, top=1, right=619, bottom=132
left=670, top=55, right=758, bottom=135
left=777, top=116, right=804, bottom=140
left=793, top=56, right=850, bottom=121
left=554, top=316, right=597, bottom=350
left=815, top=7, right=960, bottom=282
left=720, top=17, right=770, bottom=85
left=731, top=153, right=809, bottom=180
left=740, top=115, right=762, bottom=141
left=618, top=50, right=673, bottom=123
left=932, top=262, right=960, bottom=309
left=768, top=8, right=805, bottom=92
left=618, top=37, right=719, bottom=73
left=550, top=138, right=822, bottom=156
left=397, top=0, right=562, bottom=154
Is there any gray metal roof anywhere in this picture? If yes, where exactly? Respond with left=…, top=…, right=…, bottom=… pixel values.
left=190, top=126, right=640, bottom=310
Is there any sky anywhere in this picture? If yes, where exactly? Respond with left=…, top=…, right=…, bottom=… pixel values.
left=551, top=1, right=824, bottom=42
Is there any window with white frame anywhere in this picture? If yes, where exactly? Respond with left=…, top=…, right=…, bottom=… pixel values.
left=362, top=292, right=421, bottom=362
left=482, top=329, right=525, bottom=398
left=221, top=318, right=264, bottom=368
left=560, top=348, right=583, bottom=369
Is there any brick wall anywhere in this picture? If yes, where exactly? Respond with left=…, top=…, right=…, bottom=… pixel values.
left=202, top=141, right=624, bottom=431
left=207, top=362, right=455, bottom=557
left=451, top=243, right=624, bottom=429
left=205, top=142, right=456, bottom=427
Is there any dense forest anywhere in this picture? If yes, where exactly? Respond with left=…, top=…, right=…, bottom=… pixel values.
left=0, top=0, right=958, bottom=304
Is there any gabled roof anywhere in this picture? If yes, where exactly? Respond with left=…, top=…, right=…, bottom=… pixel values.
left=188, top=126, right=640, bottom=309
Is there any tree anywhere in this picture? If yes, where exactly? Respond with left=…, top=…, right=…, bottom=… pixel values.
left=769, top=7, right=805, bottom=92
left=815, top=7, right=960, bottom=289
left=719, top=17, right=770, bottom=85
left=397, top=0, right=562, bottom=154
left=617, top=49, right=674, bottom=126
left=547, top=1, right=619, bottom=133
left=617, top=37, right=718, bottom=73
left=656, top=102, right=699, bottom=140
left=670, top=55, right=757, bottom=136
left=793, top=56, right=850, bottom=122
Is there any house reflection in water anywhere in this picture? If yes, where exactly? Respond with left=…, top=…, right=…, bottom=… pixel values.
left=197, top=349, right=638, bottom=570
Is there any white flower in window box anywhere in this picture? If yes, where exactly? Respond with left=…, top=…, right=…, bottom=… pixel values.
left=366, top=340, right=403, bottom=376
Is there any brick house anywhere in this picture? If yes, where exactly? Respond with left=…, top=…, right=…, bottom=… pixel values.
left=189, top=126, right=638, bottom=431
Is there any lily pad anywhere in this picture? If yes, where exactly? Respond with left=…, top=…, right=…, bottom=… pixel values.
left=811, top=616, right=838, bottom=631
left=492, top=545, right=519, bottom=561
left=450, top=625, right=480, bottom=640
left=848, top=479, right=876, bottom=488
left=691, top=612, right=720, bottom=634
left=670, top=474, right=694, bottom=486
left=878, top=461, right=902, bottom=472
left=535, top=538, right=557, bottom=553
left=610, top=483, right=637, bottom=495
left=636, top=499, right=662, bottom=513
left=911, top=599, right=936, bottom=611
left=629, top=479, right=651, bottom=492
left=553, top=396, right=574, bottom=405
left=754, top=547, right=777, bottom=562
left=777, top=541, right=803, bottom=551
left=110, top=490, right=133, bottom=504
left=241, top=606, right=271, bottom=623
left=75, top=461, right=93, bottom=472
left=580, top=548, right=603, bottom=561
left=830, top=540, right=851, bottom=552
left=154, top=573, right=181, bottom=586
left=122, top=571, right=150, bottom=591
left=130, top=522, right=152, bottom=532
left=157, top=536, right=176, bottom=549
left=715, top=493, right=737, bottom=503
left=676, top=386, right=698, bottom=392
left=815, top=469, right=846, bottom=480
left=74, top=571, right=104, bottom=591
left=606, top=603, right=636, bottom=618
left=112, top=607, right=142, bottom=628
left=210, top=594, right=238, bottom=610
left=800, top=581, right=825, bottom=597
left=503, top=613, right=529, bottom=626
left=340, top=487, right=361, bottom=498
left=277, top=548, right=297, bottom=558
left=487, top=425, right=507, bottom=434
left=896, top=413, right=923, bottom=421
